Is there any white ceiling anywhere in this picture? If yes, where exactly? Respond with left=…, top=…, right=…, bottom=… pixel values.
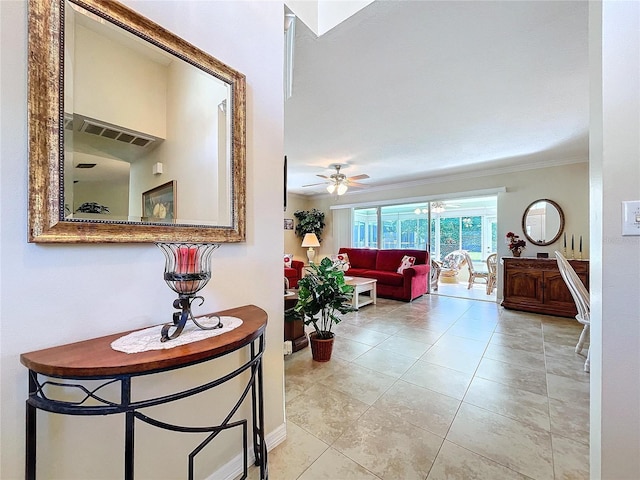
left=284, top=0, right=589, bottom=196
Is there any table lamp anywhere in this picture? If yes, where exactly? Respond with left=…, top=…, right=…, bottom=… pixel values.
left=301, top=233, right=320, bottom=264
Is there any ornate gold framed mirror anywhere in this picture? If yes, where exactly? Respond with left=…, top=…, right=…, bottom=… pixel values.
left=521, top=199, right=565, bottom=246
left=28, top=0, right=246, bottom=243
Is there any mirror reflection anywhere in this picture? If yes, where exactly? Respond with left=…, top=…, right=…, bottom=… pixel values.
left=64, top=1, right=231, bottom=226
left=522, top=199, right=565, bottom=246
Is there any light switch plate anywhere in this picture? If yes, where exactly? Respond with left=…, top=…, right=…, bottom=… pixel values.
left=622, top=201, right=640, bottom=235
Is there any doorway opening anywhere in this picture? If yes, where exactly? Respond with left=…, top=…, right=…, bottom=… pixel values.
left=427, top=196, right=498, bottom=302
left=352, top=195, right=498, bottom=301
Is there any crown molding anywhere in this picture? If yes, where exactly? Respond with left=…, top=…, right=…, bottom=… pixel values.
left=329, top=187, right=507, bottom=211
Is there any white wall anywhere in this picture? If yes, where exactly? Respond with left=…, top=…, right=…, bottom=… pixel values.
left=590, top=2, right=640, bottom=478
left=285, top=0, right=374, bottom=37
left=284, top=192, right=312, bottom=261
left=0, top=1, right=284, bottom=478
left=310, top=162, right=589, bottom=299
left=74, top=21, right=167, bottom=138
left=74, top=179, right=130, bottom=217
left=131, top=60, right=229, bottom=223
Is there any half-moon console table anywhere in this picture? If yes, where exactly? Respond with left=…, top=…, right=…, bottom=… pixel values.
left=20, top=304, right=268, bottom=480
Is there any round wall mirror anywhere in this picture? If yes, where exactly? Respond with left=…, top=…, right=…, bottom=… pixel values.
left=521, top=199, right=565, bottom=246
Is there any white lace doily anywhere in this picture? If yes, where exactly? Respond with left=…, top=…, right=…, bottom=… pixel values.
left=111, top=316, right=243, bottom=354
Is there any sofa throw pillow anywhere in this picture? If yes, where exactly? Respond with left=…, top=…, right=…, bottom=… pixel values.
left=331, top=253, right=350, bottom=271
left=397, top=255, right=416, bottom=273
left=284, top=254, right=293, bottom=268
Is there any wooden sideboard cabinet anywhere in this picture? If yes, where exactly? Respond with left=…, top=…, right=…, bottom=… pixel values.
left=501, top=257, right=589, bottom=318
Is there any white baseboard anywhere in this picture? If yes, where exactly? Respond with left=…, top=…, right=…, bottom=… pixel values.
left=205, top=422, right=287, bottom=480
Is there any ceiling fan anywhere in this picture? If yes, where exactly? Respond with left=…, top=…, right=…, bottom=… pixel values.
left=414, top=201, right=460, bottom=214
left=303, top=164, right=370, bottom=195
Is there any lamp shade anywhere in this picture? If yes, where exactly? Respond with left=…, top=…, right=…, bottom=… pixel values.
left=301, top=233, right=320, bottom=247
left=336, top=182, right=348, bottom=195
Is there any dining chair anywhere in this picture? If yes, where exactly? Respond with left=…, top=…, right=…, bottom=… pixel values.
left=486, top=253, right=497, bottom=295
left=555, top=251, right=590, bottom=372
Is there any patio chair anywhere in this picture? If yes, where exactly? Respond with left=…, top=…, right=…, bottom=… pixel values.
left=430, top=258, right=441, bottom=291
left=438, top=250, right=468, bottom=282
left=462, top=251, right=489, bottom=290
left=486, top=253, right=497, bottom=295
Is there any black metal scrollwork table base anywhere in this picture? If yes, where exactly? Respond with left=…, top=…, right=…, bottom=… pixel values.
left=20, top=304, right=268, bottom=480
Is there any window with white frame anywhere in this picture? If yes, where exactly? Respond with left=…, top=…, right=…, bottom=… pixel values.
left=351, top=197, right=497, bottom=267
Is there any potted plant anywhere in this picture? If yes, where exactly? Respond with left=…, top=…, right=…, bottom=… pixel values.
left=285, top=257, right=356, bottom=361
left=294, top=209, right=326, bottom=242
left=506, top=231, right=526, bottom=257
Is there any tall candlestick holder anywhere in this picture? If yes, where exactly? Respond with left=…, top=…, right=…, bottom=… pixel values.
left=578, top=235, right=583, bottom=260
left=156, top=242, right=221, bottom=342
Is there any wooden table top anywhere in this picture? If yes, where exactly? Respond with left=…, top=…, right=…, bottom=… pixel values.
left=20, top=305, right=267, bottom=378
left=345, top=276, right=377, bottom=285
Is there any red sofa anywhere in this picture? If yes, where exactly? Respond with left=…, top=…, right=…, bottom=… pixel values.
left=338, top=248, right=430, bottom=302
left=284, top=260, right=304, bottom=288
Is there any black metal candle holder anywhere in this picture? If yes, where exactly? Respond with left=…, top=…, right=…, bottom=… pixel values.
left=156, top=242, right=221, bottom=342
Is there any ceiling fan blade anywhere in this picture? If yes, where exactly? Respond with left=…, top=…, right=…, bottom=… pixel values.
left=302, top=181, right=328, bottom=187
left=347, top=181, right=369, bottom=188
left=347, top=174, right=370, bottom=181
left=316, top=174, right=330, bottom=179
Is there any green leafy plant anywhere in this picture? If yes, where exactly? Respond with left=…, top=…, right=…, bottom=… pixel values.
left=285, top=257, right=356, bottom=339
left=294, top=209, right=325, bottom=242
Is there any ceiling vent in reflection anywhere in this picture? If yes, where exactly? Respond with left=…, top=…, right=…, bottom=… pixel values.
left=79, top=117, right=157, bottom=148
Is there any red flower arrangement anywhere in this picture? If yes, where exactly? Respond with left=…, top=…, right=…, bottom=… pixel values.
left=505, top=232, right=526, bottom=256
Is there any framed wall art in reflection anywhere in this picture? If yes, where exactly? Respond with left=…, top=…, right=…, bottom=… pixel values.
left=143, top=181, right=176, bottom=222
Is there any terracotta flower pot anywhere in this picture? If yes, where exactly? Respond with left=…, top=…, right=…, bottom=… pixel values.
left=512, top=250, right=521, bottom=257
left=309, top=331, right=334, bottom=362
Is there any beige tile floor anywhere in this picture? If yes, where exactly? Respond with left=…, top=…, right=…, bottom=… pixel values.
left=434, top=279, right=497, bottom=302
left=251, top=294, right=590, bottom=480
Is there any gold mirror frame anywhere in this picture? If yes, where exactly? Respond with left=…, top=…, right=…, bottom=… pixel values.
left=28, top=0, right=246, bottom=243
left=521, top=198, right=565, bottom=246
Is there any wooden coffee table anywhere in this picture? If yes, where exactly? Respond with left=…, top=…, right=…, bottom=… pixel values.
left=346, top=276, right=377, bottom=309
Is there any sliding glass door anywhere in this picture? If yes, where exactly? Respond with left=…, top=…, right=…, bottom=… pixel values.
left=380, top=204, right=429, bottom=249
left=353, top=207, right=378, bottom=248
left=428, top=197, right=497, bottom=266
left=352, top=196, right=497, bottom=264
left=353, top=203, right=430, bottom=250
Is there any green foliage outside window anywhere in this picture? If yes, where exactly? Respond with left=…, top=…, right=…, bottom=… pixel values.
left=462, top=216, right=482, bottom=260
left=439, top=217, right=461, bottom=258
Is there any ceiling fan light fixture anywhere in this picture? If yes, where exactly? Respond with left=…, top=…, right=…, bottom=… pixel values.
left=337, top=182, right=348, bottom=195
left=431, top=201, right=445, bottom=213
left=327, top=183, right=336, bottom=194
